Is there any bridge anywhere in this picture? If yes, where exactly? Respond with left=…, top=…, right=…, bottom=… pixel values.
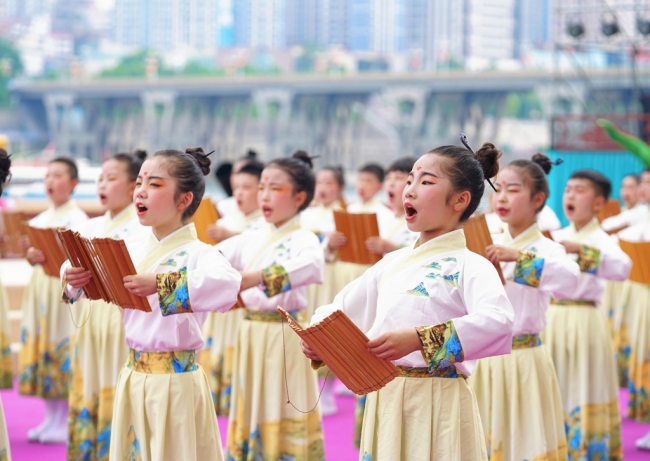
left=11, top=68, right=650, bottom=166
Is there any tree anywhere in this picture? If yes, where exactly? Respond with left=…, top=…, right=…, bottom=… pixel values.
left=100, top=50, right=174, bottom=78
left=0, top=39, right=24, bottom=107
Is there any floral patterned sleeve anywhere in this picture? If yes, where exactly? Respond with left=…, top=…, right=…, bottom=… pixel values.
left=577, top=245, right=601, bottom=274
left=416, top=320, right=464, bottom=373
left=513, top=250, right=545, bottom=288
left=157, top=267, right=193, bottom=316
left=261, top=265, right=292, bottom=297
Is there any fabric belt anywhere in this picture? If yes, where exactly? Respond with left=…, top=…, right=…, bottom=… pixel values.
left=397, top=366, right=467, bottom=379
left=550, top=299, right=596, bottom=307
left=244, top=309, right=306, bottom=323
left=127, top=349, right=197, bottom=374
left=512, top=333, right=542, bottom=350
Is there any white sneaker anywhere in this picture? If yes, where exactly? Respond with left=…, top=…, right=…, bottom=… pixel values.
left=38, top=399, right=69, bottom=444
left=27, top=400, right=56, bottom=442
left=636, top=430, right=650, bottom=450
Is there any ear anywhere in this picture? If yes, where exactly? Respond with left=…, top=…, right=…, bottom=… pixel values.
left=70, top=178, right=79, bottom=190
left=293, top=190, right=307, bottom=210
left=592, top=195, right=606, bottom=213
left=451, top=190, right=471, bottom=213
left=531, top=192, right=546, bottom=212
left=176, top=191, right=194, bottom=213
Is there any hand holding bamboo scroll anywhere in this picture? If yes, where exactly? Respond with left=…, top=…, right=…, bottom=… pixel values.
left=367, top=328, right=422, bottom=361
left=65, top=266, right=92, bottom=288
left=123, top=273, right=157, bottom=297
left=485, top=244, right=520, bottom=265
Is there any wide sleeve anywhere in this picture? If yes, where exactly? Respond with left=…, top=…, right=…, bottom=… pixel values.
left=515, top=243, right=580, bottom=299
left=578, top=236, right=632, bottom=281
left=601, top=211, right=629, bottom=232
left=156, top=246, right=242, bottom=316
left=214, top=234, right=245, bottom=270
left=260, top=232, right=324, bottom=297
left=418, top=256, right=514, bottom=366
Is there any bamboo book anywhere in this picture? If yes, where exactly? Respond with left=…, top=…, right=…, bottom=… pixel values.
left=462, top=214, right=506, bottom=285
left=597, top=199, right=621, bottom=223
left=24, top=226, right=67, bottom=277
left=278, top=306, right=400, bottom=395
left=619, top=239, right=650, bottom=285
left=2, top=211, right=27, bottom=256
left=190, top=198, right=220, bottom=244
left=542, top=230, right=554, bottom=241
left=57, top=229, right=151, bottom=312
left=333, top=211, right=381, bottom=265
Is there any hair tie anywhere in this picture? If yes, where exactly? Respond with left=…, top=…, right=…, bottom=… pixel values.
left=552, top=158, right=563, bottom=166
left=460, top=133, right=497, bottom=193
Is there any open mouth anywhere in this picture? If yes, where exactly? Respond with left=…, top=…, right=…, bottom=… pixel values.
left=262, top=205, right=272, bottom=217
left=136, top=203, right=148, bottom=215
left=388, top=192, right=395, bottom=200
left=46, top=188, right=53, bottom=195
left=99, top=194, right=107, bottom=202
left=404, top=203, right=417, bottom=221
left=566, top=204, right=575, bottom=213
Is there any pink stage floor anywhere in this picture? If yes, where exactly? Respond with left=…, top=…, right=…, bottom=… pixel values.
left=2, top=382, right=650, bottom=460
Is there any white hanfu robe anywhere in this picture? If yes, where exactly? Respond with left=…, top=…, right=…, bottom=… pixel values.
left=312, top=229, right=514, bottom=461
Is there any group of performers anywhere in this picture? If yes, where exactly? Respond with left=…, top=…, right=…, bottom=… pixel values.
left=0, top=132, right=647, bottom=461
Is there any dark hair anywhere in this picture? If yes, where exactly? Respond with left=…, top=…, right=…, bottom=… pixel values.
left=359, top=163, right=385, bottom=183
left=623, top=173, right=640, bottom=184
left=215, top=162, right=233, bottom=196
left=507, top=153, right=557, bottom=213
left=0, top=149, right=11, bottom=194
left=570, top=169, right=612, bottom=201
left=232, top=150, right=258, bottom=174
left=237, top=160, right=264, bottom=180
left=387, top=157, right=417, bottom=175
left=112, top=149, right=147, bottom=182
left=266, top=150, right=315, bottom=212
left=320, top=165, right=345, bottom=188
left=154, top=147, right=211, bottom=221
left=50, top=157, right=78, bottom=181
left=428, top=142, right=501, bottom=222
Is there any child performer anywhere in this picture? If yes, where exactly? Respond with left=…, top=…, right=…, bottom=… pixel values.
left=201, top=159, right=265, bottom=417
left=601, top=173, right=647, bottom=233
left=65, top=150, right=148, bottom=461
left=216, top=150, right=259, bottom=218
left=547, top=169, right=631, bottom=460
left=471, top=154, right=580, bottom=461
left=19, top=157, right=88, bottom=443
left=218, top=151, right=326, bottom=461
left=305, top=142, right=514, bottom=461
left=65, top=147, right=242, bottom=461
left=617, top=167, right=650, bottom=450
left=0, top=149, right=13, bottom=461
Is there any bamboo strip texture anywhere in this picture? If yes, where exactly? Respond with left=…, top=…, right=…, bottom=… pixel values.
left=278, top=306, right=400, bottom=395
left=25, top=226, right=67, bottom=277
left=462, top=214, right=506, bottom=284
left=619, top=239, right=650, bottom=285
left=190, top=197, right=220, bottom=244
left=333, top=211, right=381, bottom=265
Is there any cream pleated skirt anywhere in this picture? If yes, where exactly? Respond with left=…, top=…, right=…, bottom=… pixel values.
left=612, top=280, right=636, bottom=388
left=470, top=337, right=567, bottom=461
left=225, top=313, right=325, bottom=461
left=18, top=266, right=73, bottom=399
left=600, top=281, right=623, bottom=339
left=306, top=262, right=341, bottom=320
left=544, top=303, right=622, bottom=461
left=359, top=375, right=486, bottom=461
left=0, top=398, right=11, bottom=461
left=332, top=262, right=371, bottom=296
left=623, top=281, right=650, bottom=421
left=199, top=308, right=246, bottom=416
left=68, top=299, right=129, bottom=461
left=109, top=350, right=223, bottom=461
left=0, top=278, right=12, bottom=390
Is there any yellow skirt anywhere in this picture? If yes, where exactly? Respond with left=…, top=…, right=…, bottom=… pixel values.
left=0, top=398, right=10, bottom=461
left=360, top=376, right=487, bottom=461
left=198, top=308, right=246, bottom=417
left=470, top=340, right=567, bottom=461
left=544, top=304, right=622, bottom=461
left=0, top=278, right=12, bottom=389
left=18, top=266, right=72, bottom=399
left=225, top=315, right=325, bottom=461
left=600, top=281, right=623, bottom=339
left=624, top=281, right=650, bottom=421
left=613, top=280, right=637, bottom=388
left=109, top=351, right=223, bottom=461
left=68, top=299, right=129, bottom=461
left=332, top=262, right=371, bottom=296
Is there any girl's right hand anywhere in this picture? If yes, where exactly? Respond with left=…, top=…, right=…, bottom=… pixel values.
left=65, top=266, right=92, bottom=288
left=328, top=232, right=347, bottom=250
left=301, top=339, right=321, bottom=361
left=26, top=247, right=46, bottom=266
left=207, top=224, right=236, bottom=242
left=485, top=244, right=519, bottom=265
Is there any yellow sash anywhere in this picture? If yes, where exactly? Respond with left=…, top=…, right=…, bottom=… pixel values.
left=136, top=223, right=198, bottom=273
left=244, top=217, right=302, bottom=271
left=500, top=223, right=545, bottom=250
left=378, top=229, right=466, bottom=292
left=98, top=206, right=137, bottom=238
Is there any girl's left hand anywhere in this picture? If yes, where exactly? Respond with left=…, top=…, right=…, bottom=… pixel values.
left=365, top=237, right=398, bottom=256
left=367, top=329, right=422, bottom=361
left=485, top=244, right=520, bottom=264
left=123, top=274, right=157, bottom=297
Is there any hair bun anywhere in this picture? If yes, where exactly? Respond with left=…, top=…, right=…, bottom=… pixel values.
left=476, top=142, right=501, bottom=180
left=185, top=147, right=211, bottom=176
left=531, top=153, right=553, bottom=175
left=0, top=149, right=11, bottom=186
left=133, top=149, right=148, bottom=161
left=245, top=149, right=258, bottom=160
left=292, top=150, right=313, bottom=170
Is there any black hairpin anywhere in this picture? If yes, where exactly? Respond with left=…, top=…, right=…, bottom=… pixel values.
left=205, top=150, right=215, bottom=157
left=553, top=158, right=563, bottom=166
left=460, top=133, right=497, bottom=192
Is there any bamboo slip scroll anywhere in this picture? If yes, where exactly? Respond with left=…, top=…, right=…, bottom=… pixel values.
left=190, top=197, right=220, bottom=245
left=277, top=306, right=400, bottom=395
left=24, top=226, right=67, bottom=278
left=1, top=211, right=27, bottom=256
left=597, top=198, right=621, bottom=223
left=57, top=229, right=151, bottom=312
left=333, top=211, right=381, bottom=265
left=619, top=239, right=650, bottom=285
left=462, top=214, right=506, bottom=285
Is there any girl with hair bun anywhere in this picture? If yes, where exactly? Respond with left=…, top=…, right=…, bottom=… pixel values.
left=306, top=141, right=514, bottom=460
left=0, top=148, right=12, bottom=461
left=470, top=153, right=581, bottom=461
left=218, top=151, right=326, bottom=461
left=64, top=147, right=242, bottom=461
left=63, top=150, right=149, bottom=461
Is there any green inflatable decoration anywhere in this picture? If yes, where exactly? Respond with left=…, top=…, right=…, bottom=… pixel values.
left=598, top=118, right=650, bottom=167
